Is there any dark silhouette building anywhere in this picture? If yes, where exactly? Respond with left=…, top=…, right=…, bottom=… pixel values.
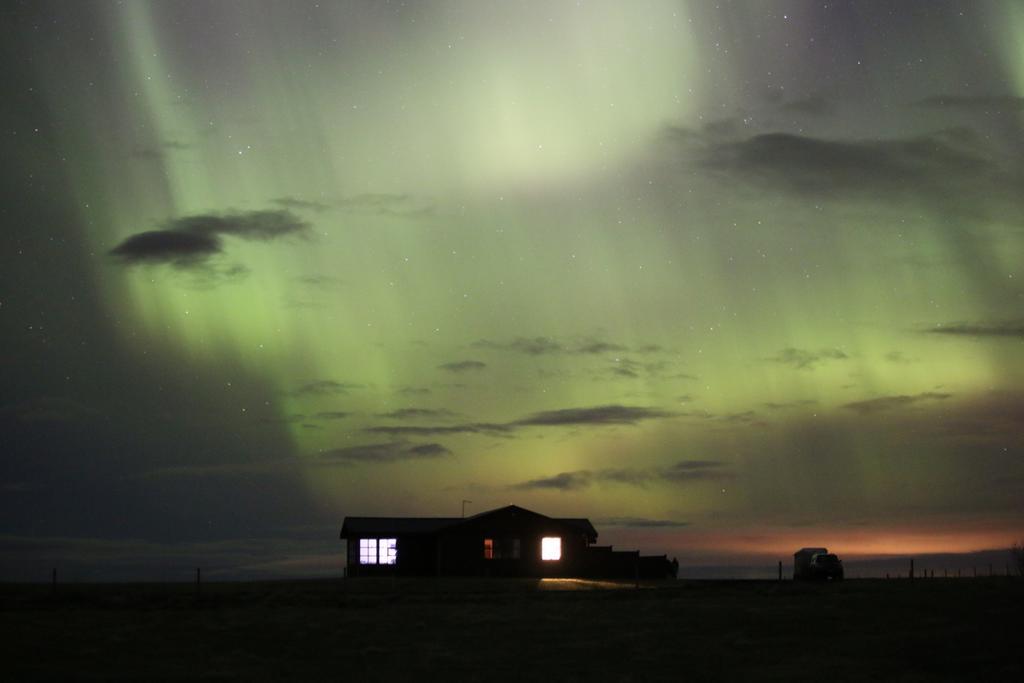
left=340, top=504, right=677, bottom=579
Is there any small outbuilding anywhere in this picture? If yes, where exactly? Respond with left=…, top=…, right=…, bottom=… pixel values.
left=340, top=504, right=677, bottom=579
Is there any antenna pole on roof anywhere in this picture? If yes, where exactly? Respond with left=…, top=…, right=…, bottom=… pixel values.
left=462, top=500, right=472, bottom=518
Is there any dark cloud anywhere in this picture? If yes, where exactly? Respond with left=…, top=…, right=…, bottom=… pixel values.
left=698, top=127, right=1023, bottom=224
left=763, top=399, right=819, bottom=411
left=513, top=405, right=673, bottom=427
left=915, top=94, right=1024, bottom=111
left=511, top=460, right=731, bottom=491
left=376, top=408, right=457, bottom=420
left=575, top=340, right=629, bottom=354
left=511, top=471, right=592, bottom=491
left=312, top=411, right=350, bottom=420
left=767, top=347, right=848, bottom=370
left=473, top=336, right=661, bottom=356
left=596, top=517, right=690, bottom=528
left=271, top=197, right=332, bottom=212
left=293, top=274, right=343, bottom=288
left=364, top=404, right=674, bottom=438
left=843, top=392, right=952, bottom=415
left=291, top=380, right=362, bottom=396
left=109, top=230, right=222, bottom=267
left=397, top=386, right=431, bottom=396
left=473, top=336, right=563, bottom=355
left=109, top=209, right=309, bottom=268
left=660, top=460, right=732, bottom=481
left=320, top=441, right=451, bottom=464
left=437, top=360, right=487, bottom=373
left=171, top=210, right=309, bottom=241
left=926, top=320, right=1024, bottom=339
left=606, top=357, right=672, bottom=379
left=365, top=422, right=511, bottom=437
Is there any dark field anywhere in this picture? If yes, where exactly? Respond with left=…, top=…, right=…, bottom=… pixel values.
left=2, top=578, right=1021, bottom=681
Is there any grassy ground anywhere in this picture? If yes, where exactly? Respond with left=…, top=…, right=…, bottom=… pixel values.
left=2, top=578, right=1021, bottom=681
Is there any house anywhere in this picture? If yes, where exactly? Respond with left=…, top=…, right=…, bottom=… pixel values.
left=340, top=504, right=677, bottom=579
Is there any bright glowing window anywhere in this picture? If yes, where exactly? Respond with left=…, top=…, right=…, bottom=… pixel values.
left=358, top=538, right=398, bottom=565
left=379, top=538, right=397, bottom=565
left=541, top=537, right=562, bottom=561
left=359, top=539, right=378, bottom=565
left=483, top=538, right=494, bottom=559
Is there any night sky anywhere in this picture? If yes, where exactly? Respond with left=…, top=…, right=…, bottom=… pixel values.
left=2, top=0, right=1023, bottom=580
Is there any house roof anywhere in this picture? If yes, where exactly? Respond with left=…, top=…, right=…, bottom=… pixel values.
left=340, top=517, right=459, bottom=537
left=340, top=505, right=598, bottom=541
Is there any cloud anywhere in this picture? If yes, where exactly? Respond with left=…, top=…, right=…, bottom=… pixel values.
left=767, top=347, right=848, bottom=370
left=312, top=411, right=350, bottom=420
left=109, top=230, right=223, bottom=267
left=926, top=320, right=1024, bottom=339
left=320, top=441, right=451, bottom=464
left=397, top=386, right=431, bottom=396
left=595, top=517, right=690, bottom=528
left=365, top=422, right=511, bottom=437
left=915, top=94, right=1024, bottom=111
left=271, top=197, right=332, bottom=212
left=294, top=274, right=343, bottom=288
left=843, top=392, right=952, bottom=415
left=660, top=460, right=731, bottom=481
left=291, top=380, right=362, bottom=396
left=376, top=408, right=457, bottom=420
left=110, top=209, right=309, bottom=268
left=511, top=471, right=592, bottom=491
left=511, top=459, right=731, bottom=491
left=762, top=399, right=819, bottom=411
left=437, top=360, right=487, bottom=373
left=697, top=127, right=1024, bottom=224
left=575, top=340, right=629, bottom=354
left=513, top=405, right=673, bottom=427
left=171, top=210, right=309, bottom=241
left=473, top=337, right=563, bottom=355
left=364, top=404, right=674, bottom=438
left=473, top=336, right=661, bottom=356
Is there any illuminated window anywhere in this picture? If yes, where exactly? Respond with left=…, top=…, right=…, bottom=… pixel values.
left=359, top=539, right=378, bottom=565
left=484, top=538, right=494, bottom=559
left=379, top=538, right=397, bottom=565
left=541, top=537, right=562, bottom=561
left=358, top=538, right=398, bottom=565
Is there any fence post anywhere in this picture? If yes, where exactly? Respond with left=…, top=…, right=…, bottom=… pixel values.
left=909, top=558, right=914, bottom=581
left=778, top=560, right=782, bottom=582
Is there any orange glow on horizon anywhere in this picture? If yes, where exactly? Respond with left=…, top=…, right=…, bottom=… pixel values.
left=614, top=521, right=1023, bottom=560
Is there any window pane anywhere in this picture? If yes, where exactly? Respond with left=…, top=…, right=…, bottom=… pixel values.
left=483, top=539, right=494, bottom=560
left=541, top=537, right=561, bottom=561
left=359, top=538, right=378, bottom=565
left=379, top=538, right=397, bottom=565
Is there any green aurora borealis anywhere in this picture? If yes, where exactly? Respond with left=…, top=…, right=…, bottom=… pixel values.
left=2, top=0, right=1023, bottom=578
